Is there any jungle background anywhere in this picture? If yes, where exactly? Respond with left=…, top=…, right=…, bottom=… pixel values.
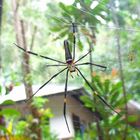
left=0, top=0, right=140, bottom=140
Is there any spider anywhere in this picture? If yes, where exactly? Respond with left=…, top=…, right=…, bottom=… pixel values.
left=14, top=23, right=119, bottom=132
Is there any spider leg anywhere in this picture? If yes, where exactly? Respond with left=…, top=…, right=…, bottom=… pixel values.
left=72, top=33, right=76, bottom=60
left=75, top=62, right=107, bottom=70
left=76, top=67, right=120, bottom=115
left=14, top=43, right=66, bottom=64
left=72, top=23, right=77, bottom=61
left=46, top=64, right=66, bottom=67
left=63, top=69, right=70, bottom=132
left=26, top=67, right=67, bottom=102
left=75, top=49, right=92, bottom=63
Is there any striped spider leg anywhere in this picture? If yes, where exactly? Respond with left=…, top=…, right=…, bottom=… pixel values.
left=63, top=38, right=119, bottom=132
left=14, top=43, right=66, bottom=64
left=14, top=43, right=68, bottom=101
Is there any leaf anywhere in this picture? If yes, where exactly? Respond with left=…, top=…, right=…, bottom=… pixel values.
left=43, top=108, right=53, bottom=118
left=53, top=28, right=68, bottom=41
left=50, top=26, right=62, bottom=32
left=113, top=94, right=132, bottom=108
left=59, top=2, right=71, bottom=15
left=0, top=126, right=9, bottom=134
left=15, top=82, right=21, bottom=86
left=94, top=76, right=104, bottom=91
left=110, top=83, right=122, bottom=104
left=1, top=100, right=15, bottom=105
left=128, top=115, right=138, bottom=123
left=32, top=97, right=48, bottom=109
left=109, top=82, right=122, bottom=95
left=109, top=114, right=122, bottom=125
left=0, top=108, right=20, bottom=117
left=80, top=96, right=94, bottom=108
left=77, top=39, right=83, bottom=51
left=15, top=120, right=28, bottom=135
left=104, top=79, right=110, bottom=93
left=92, top=76, right=104, bottom=95
left=110, top=91, right=120, bottom=105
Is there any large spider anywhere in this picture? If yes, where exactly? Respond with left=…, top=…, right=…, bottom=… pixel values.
left=14, top=23, right=118, bottom=132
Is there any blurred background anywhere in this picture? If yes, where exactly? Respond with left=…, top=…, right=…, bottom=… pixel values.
left=0, top=0, right=140, bottom=140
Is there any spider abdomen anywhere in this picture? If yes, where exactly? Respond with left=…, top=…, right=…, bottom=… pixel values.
left=64, top=40, right=73, bottom=63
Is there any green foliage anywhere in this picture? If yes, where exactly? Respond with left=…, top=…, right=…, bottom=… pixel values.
left=0, top=108, right=20, bottom=117
left=125, top=31, right=140, bottom=101
left=21, top=97, right=56, bottom=139
left=0, top=84, right=12, bottom=96
left=31, top=97, right=48, bottom=109
left=47, top=0, right=109, bottom=53
left=15, top=120, right=28, bottom=136
left=0, top=96, right=55, bottom=139
left=0, top=126, right=10, bottom=135
left=31, top=97, right=53, bottom=119
left=1, top=100, right=15, bottom=106
left=80, top=75, right=140, bottom=140
left=81, top=75, right=125, bottom=114
left=1, top=0, right=140, bottom=139
left=127, top=115, right=139, bottom=123
left=0, top=100, right=21, bottom=136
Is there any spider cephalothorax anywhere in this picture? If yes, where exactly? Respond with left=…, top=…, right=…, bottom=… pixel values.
left=67, top=61, right=76, bottom=73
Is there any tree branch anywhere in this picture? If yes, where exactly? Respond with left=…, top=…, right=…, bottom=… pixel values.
left=30, top=25, right=37, bottom=51
left=111, top=3, right=128, bottom=140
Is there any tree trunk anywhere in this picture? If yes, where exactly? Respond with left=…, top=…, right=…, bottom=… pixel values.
left=89, top=42, right=104, bottom=140
left=111, top=2, right=128, bottom=140
left=0, top=0, right=3, bottom=80
left=12, top=1, right=42, bottom=139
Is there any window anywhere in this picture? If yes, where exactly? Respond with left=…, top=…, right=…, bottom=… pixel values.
left=72, top=114, right=81, bottom=133
left=72, top=114, right=85, bottom=136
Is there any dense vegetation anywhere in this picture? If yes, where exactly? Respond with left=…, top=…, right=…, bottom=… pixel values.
left=0, top=0, right=140, bottom=139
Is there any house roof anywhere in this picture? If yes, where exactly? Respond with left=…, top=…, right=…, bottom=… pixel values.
left=128, top=100, right=140, bottom=110
left=0, top=84, right=84, bottom=104
left=127, top=100, right=140, bottom=114
left=1, top=84, right=140, bottom=115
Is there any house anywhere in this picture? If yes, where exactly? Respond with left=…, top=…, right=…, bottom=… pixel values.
left=1, top=84, right=140, bottom=139
left=0, top=84, right=95, bottom=140
left=127, top=100, right=140, bottom=128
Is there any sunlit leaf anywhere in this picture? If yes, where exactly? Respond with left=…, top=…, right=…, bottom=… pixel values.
left=0, top=108, right=20, bottom=117
left=32, top=97, right=48, bottom=109
left=1, top=100, right=15, bottom=105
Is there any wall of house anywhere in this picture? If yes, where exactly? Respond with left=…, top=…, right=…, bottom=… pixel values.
left=68, top=96, right=94, bottom=124
left=47, top=94, right=94, bottom=139
left=46, top=95, right=74, bottom=139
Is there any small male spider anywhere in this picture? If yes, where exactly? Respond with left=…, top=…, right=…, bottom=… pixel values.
left=14, top=23, right=119, bottom=132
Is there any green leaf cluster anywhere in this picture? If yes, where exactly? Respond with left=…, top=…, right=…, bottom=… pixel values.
left=80, top=75, right=140, bottom=139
